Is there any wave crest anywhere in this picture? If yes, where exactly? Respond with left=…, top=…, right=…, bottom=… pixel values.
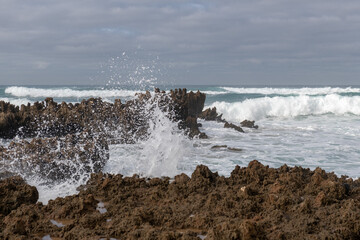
left=221, top=86, right=360, bottom=95
left=5, top=86, right=140, bottom=98
left=209, top=94, right=360, bottom=121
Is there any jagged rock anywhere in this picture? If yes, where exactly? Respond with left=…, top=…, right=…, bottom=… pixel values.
left=199, top=107, right=224, bottom=122
left=0, top=132, right=109, bottom=181
left=0, top=176, right=38, bottom=216
left=240, top=120, right=259, bottom=129
left=170, top=89, right=207, bottom=138
left=224, top=121, right=244, bottom=133
left=0, top=161, right=360, bottom=239
left=0, top=88, right=207, bottom=141
left=1, top=161, right=360, bottom=239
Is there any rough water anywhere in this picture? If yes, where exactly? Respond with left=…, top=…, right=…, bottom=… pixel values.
left=1, top=85, right=360, bottom=203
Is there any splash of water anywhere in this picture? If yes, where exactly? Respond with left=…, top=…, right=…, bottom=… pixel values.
left=95, top=52, right=169, bottom=90
left=104, top=93, right=191, bottom=178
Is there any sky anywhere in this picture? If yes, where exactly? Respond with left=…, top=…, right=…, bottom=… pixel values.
left=1, top=0, right=360, bottom=86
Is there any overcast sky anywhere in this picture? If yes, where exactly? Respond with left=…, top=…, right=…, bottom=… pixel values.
left=1, top=0, right=360, bottom=86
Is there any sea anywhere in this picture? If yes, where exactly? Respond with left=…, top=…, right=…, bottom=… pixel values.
left=1, top=85, right=360, bottom=203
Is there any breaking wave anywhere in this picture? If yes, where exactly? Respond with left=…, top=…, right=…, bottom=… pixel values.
left=0, top=97, right=33, bottom=106
left=209, top=94, right=360, bottom=122
left=5, top=86, right=140, bottom=98
left=220, top=86, right=360, bottom=96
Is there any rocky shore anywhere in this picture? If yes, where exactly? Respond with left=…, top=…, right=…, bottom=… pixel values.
left=0, top=88, right=206, bottom=140
left=1, top=89, right=359, bottom=239
left=0, top=89, right=208, bottom=182
left=1, top=161, right=360, bottom=239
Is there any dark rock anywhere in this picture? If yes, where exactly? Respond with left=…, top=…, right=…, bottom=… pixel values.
left=227, top=147, right=242, bottom=152
left=240, top=120, right=259, bottom=129
left=224, top=121, right=244, bottom=133
left=199, top=107, right=224, bottom=122
left=1, top=162, right=360, bottom=239
left=170, top=89, right=207, bottom=138
left=0, top=176, right=38, bottom=216
left=0, top=88, right=207, bottom=141
left=0, top=132, right=109, bottom=181
left=211, top=145, right=228, bottom=149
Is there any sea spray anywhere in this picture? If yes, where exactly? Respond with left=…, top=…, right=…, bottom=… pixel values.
left=104, top=93, right=191, bottom=177
left=96, top=52, right=168, bottom=90
left=1, top=133, right=108, bottom=204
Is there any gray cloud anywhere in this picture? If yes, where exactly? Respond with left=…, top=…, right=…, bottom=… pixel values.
left=0, top=0, right=360, bottom=85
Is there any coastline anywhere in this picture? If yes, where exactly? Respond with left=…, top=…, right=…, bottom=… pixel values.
left=1, top=88, right=360, bottom=239
left=1, top=160, right=360, bottom=239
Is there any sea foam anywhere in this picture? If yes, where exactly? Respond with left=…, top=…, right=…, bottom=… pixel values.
left=221, top=86, right=360, bottom=95
left=5, top=86, right=140, bottom=98
left=0, top=97, right=33, bottom=106
left=210, top=94, right=360, bottom=122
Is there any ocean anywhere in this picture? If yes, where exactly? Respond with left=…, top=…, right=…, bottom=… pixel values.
left=1, top=85, right=360, bottom=203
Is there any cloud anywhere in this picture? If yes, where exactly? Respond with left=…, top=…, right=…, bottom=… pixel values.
left=0, top=0, right=360, bottom=85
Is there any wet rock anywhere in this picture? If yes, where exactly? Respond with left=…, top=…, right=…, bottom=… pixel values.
left=199, top=107, right=224, bottom=122
left=1, top=162, right=360, bottom=239
left=0, top=88, right=207, bottom=141
left=170, top=89, right=207, bottom=138
left=0, top=132, right=109, bottom=181
left=227, top=147, right=242, bottom=152
left=224, top=121, right=244, bottom=132
left=240, top=120, right=259, bottom=129
left=0, top=176, right=38, bottom=216
left=211, top=145, right=228, bottom=149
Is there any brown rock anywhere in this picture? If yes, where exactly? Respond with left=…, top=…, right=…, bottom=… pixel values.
left=0, top=176, right=38, bottom=216
left=199, top=107, right=224, bottom=122
left=224, top=121, right=244, bottom=133
left=0, top=132, right=109, bottom=181
left=240, top=120, right=259, bottom=129
left=1, top=162, right=360, bottom=239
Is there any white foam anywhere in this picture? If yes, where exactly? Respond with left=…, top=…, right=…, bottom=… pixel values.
left=209, top=94, right=360, bottom=122
left=50, top=219, right=65, bottom=227
left=0, top=97, right=33, bottom=106
left=190, top=90, right=228, bottom=95
left=104, top=95, right=191, bottom=178
left=97, top=202, right=107, bottom=214
left=5, top=86, right=140, bottom=98
left=221, top=86, right=360, bottom=95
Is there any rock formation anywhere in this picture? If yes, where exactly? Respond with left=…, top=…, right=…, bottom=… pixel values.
left=1, top=161, right=360, bottom=239
left=199, top=107, right=225, bottom=122
left=0, top=89, right=207, bottom=140
left=0, top=131, right=109, bottom=181
left=241, top=120, right=259, bottom=129
left=224, top=121, right=244, bottom=133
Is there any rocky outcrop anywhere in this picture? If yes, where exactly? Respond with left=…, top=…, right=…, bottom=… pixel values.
left=199, top=107, right=225, bottom=122
left=0, top=176, right=38, bottom=216
left=1, top=161, right=360, bottom=239
left=241, top=120, right=259, bottom=129
left=0, top=131, right=109, bottom=181
left=0, top=89, right=207, bottom=140
left=199, top=107, right=259, bottom=133
left=169, top=89, right=207, bottom=138
left=224, top=121, right=244, bottom=132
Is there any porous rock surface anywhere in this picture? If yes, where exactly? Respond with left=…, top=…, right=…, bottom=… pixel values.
left=0, top=89, right=206, bottom=181
left=1, top=161, right=360, bottom=239
left=0, top=89, right=206, bottom=140
left=0, top=131, right=109, bottom=181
